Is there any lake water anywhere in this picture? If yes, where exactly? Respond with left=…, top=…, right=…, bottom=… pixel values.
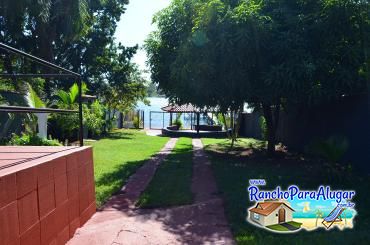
left=136, top=97, right=210, bottom=129
left=136, top=97, right=169, bottom=129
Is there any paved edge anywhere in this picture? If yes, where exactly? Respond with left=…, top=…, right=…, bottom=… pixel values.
left=68, top=138, right=236, bottom=245
left=191, top=138, right=235, bottom=244
left=67, top=138, right=178, bottom=244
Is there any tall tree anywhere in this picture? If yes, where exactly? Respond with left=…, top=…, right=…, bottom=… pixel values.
left=146, top=0, right=369, bottom=155
left=0, top=0, right=146, bottom=112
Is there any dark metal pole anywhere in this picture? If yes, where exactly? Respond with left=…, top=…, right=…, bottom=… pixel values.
left=0, top=43, right=80, bottom=77
left=162, top=112, right=165, bottom=129
left=149, top=111, right=152, bottom=129
left=0, top=73, right=76, bottom=79
left=77, top=77, right=84, bottom=146
left=0, top=106, right=78, bottom=113
left=197, top=112, right=200, bottom=134
left=191, top=112, right=194, bottom=130
left=142, top=110, right=144, bottom=129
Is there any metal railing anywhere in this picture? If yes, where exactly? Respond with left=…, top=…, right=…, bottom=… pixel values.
left=0, top=42, right=84, bottom=146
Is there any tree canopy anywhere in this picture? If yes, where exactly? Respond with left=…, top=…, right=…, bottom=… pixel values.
left=145, top=0, right=370, bottom=154
left=0, top=0, right=146, bottom=112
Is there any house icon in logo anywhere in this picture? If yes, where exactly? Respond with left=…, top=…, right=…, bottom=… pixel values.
left=248, top=199, right=295, bottom=227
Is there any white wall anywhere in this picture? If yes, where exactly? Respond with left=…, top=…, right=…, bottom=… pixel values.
left=264, top=204, right=293, bottom=226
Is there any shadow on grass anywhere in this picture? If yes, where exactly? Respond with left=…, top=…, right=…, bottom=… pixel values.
left=136, top=139, right=194, bottom=209
left=203, top=144, right=370, bottom=244
left=203, top=139, right=267, bottom=157
left=96, top=138, right=234, bottom=244
left=94, top=130, right=136, bottom=141
left=107, top=131, right=135, bottom=140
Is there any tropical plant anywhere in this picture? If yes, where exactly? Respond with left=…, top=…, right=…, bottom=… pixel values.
left=26, top=83, right=45, bottom=108
left=51, top=83, right=85, bottom=141
left=24, top=83, right=46, bottom=134
left=311, top=135, right=349, bottom=164
left=55, top=82, right=87, bottom=108
left=8, top=133, right=61, bottom=146
left=84, top=100, right=105, bottom=137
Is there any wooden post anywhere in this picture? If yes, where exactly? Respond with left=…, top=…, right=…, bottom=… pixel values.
left=196, top=112, right=200, bottom=134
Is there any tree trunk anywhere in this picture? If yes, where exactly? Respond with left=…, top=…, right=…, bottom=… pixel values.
left=231, top=106, right=243, bottom=149
left=221, top=112, right=231, bottom=139
left=262, top=103, right=279, bottom=157
left=230, top=111, right=236, bottom=148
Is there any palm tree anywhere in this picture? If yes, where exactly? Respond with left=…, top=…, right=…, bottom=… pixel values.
left=55, top=82, right=87, bottom=108
left=53, top=82, right=87, bottom=140
left=315, top=209, right=324, bottom=227
left=25, top=84, right=47, bottom=137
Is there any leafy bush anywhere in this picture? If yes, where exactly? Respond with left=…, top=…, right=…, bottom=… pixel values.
left=259, top=116, right=268, bottom=140
left=50, top=82, right=90, bottom=141
left=84, top=101, right=105, bottom=136
left=309, top=135, right=349, bottom=163
left=8, top=133, right=61, bottom=146
left=174, top=118, right=183, bottom=129
left=50, top=104, right=79, bottom=141
left=133, top=116, right=140, bottom=129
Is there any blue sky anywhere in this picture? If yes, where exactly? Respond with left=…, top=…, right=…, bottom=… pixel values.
left=115, top=0, right=171, bottom=79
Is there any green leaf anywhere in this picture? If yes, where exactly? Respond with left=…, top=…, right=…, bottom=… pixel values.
left=26, top=84, right=45, bottom=108
left=69, top=83, right=79, bottom=104
left=56, top=90, right=71, bottom=105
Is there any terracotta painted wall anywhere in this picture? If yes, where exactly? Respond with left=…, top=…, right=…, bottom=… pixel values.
left=0, top=147, right=96, bottom=245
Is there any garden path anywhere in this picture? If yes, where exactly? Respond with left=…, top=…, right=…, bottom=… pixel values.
left=67, top=137, right=234, bottom=245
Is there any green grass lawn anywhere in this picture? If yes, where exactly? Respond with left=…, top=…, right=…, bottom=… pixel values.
left=202, top=138, right=370, bottom=244
left=137, top=137, right=193, bottom=208
left=88, top=129, right=169, bottom=207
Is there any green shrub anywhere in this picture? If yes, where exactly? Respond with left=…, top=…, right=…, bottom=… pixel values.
left=84, top=101, right=105, bottom=136
left=133, top=116, right=140, bottom=129
left=259, top=116, right=268, bottom=140
left=8, top=133, right=62, bottom=146
left=174, top=118, right=183, bottom=129
left=216, top=113, right=231, bottom=129
left=51, top=103, right=79, bottom=140
left=309, top=135, right=349, bottom=163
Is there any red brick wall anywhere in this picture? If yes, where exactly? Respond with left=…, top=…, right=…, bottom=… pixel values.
left=0, top=147, right=96, bottom=245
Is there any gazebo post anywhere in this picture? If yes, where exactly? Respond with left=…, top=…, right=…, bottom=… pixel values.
left=196, top=112, right=200, bottom=134
left=190, top=112, right=194, bottom=130
left=170, top=112, right=173, bottom=125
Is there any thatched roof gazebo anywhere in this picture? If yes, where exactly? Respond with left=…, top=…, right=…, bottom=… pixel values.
left=161, top=104, right=222, bottom=135
left=161, top=104, right=201, bottom=133
left=161, top=104, right=199, bottom=113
